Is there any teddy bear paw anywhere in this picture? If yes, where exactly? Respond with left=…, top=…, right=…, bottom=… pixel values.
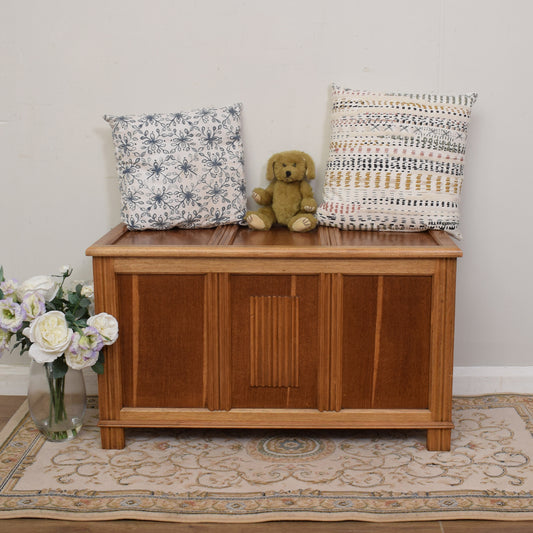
left=301, top=199, right=317, bottom=213
left=246, top=213, right=266, bottom=231
left=291, top=217, right=312, bottom=232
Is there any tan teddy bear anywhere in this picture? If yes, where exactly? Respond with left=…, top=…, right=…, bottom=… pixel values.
left=245, top=150, right=318, bottom=232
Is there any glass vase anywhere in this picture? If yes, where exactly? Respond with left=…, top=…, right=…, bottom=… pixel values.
left=27, top=360, right=87, bottom=441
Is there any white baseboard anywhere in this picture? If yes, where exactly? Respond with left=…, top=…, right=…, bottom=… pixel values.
left=1, top=364, right=531, bottom=397
left=452, top=366, right=533, bottom=395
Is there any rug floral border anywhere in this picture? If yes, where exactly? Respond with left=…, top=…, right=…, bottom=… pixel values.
left=1, top=395, right=532, bottom=522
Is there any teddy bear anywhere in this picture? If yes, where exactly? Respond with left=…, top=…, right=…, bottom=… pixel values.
left=245, top=150, right=318, bottom=232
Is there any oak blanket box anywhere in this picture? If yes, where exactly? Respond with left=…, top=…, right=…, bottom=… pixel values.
left=86, top=224, right=461, bottom=451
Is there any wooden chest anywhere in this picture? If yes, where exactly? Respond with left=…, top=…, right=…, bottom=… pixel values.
left=86, top=224, right=461, bottom=450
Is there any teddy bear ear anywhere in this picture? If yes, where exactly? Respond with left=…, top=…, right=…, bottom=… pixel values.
left=266, top=153, right=279, bottom=181
left=301, top=152, right=316, bottom=180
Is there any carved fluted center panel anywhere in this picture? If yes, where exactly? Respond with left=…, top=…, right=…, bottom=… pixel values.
left=250, top=296, right=299, bottom=388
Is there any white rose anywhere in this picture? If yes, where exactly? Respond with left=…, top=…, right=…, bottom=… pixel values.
left=87, top=313, right=119, bottom=345
left=16, top=275, right=58, bottom=301
left=81, top=284, right=94, bottom=298
left=60, top=265, right=72, bottom=275
left=27, top=311, right=73, bottom=363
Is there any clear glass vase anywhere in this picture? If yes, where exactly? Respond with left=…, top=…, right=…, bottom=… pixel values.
left=27, top=360, right=87, bottom=441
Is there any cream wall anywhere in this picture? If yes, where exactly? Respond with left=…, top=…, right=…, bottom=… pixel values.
left=2, top=0, right=532, bottom=374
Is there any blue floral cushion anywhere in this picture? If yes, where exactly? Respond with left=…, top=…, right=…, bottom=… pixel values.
left=104, top=104, right=246, bottom=230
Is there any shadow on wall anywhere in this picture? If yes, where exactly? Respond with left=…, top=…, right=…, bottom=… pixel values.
left=94, top=126, right=122, bottom=228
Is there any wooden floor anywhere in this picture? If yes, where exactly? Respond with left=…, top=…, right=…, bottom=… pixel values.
left=1, top=395, right=532, bottom=533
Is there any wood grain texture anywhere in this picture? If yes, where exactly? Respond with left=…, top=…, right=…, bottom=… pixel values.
left=99, top=426, right=125, bottom=449
left=100, top=407, right=447, bottom=428
left=218, top=273, right=232, bottom=410
left=317, top=273, right=332, bottom=412
left=119, top=274, right=207, bottom=408
left=205, top=273, right=219, bottom=410
left=426, top=258, right=457, bottom=450
left=86, top=224, right=463, bottom=258
left=341, top=276, right=379, bottom=409
left=371, top=276, right=385, bottom=407
left=229, top=275, right=320, bottom=409
left=329, top=273, right=344, bottom=411
left=87, top=226, right=460, bottom=451
left=86, top=223, right=128, bottom=248
left=372, top=276, right=432, bottom=409
left=340, top=275, right=432, bottom=410
left=92, top=257, right=123, bottom=434
left=207, top=224, right=239, bottom=246
left=111, top=257, right=441, bottom=275
left=2, top=518, right=532, bottom=533
left=250, top=296, right=299, bottom=388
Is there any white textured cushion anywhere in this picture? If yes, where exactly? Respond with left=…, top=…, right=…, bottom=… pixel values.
left=105, top=104, right=246, bottom=230
left=316, top=85, right=477, bottom=238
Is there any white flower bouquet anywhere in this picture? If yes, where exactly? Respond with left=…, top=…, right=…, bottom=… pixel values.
left=0, top=265, right=118, bottom=373
left=0, top=265, right=118, bottom=439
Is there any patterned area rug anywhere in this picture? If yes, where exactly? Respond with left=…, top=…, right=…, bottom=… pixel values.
left=1, top=395, right=532, bottom=522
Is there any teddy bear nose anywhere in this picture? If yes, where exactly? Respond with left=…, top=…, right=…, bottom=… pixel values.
left=285, top=170, right=292, bottom=178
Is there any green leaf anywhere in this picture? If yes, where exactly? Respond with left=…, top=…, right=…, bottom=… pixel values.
left=91, top=352, right=105, bottom=374
left=0, top=266, right=4, bottom=283
left=68, top=293, right=79, bottom=306
left=74, top=307, right=87, bottom=320
left=12, top=339, right=25, bottom=351
left=51, top=357, right=68, bottom=378
left=0, top=289, right=4, bottom=300
left=79, top=297, right=91, bottom=308
left=12, top=331, right=32, bottom=354
left=91, top=361, right=104, bottom=374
